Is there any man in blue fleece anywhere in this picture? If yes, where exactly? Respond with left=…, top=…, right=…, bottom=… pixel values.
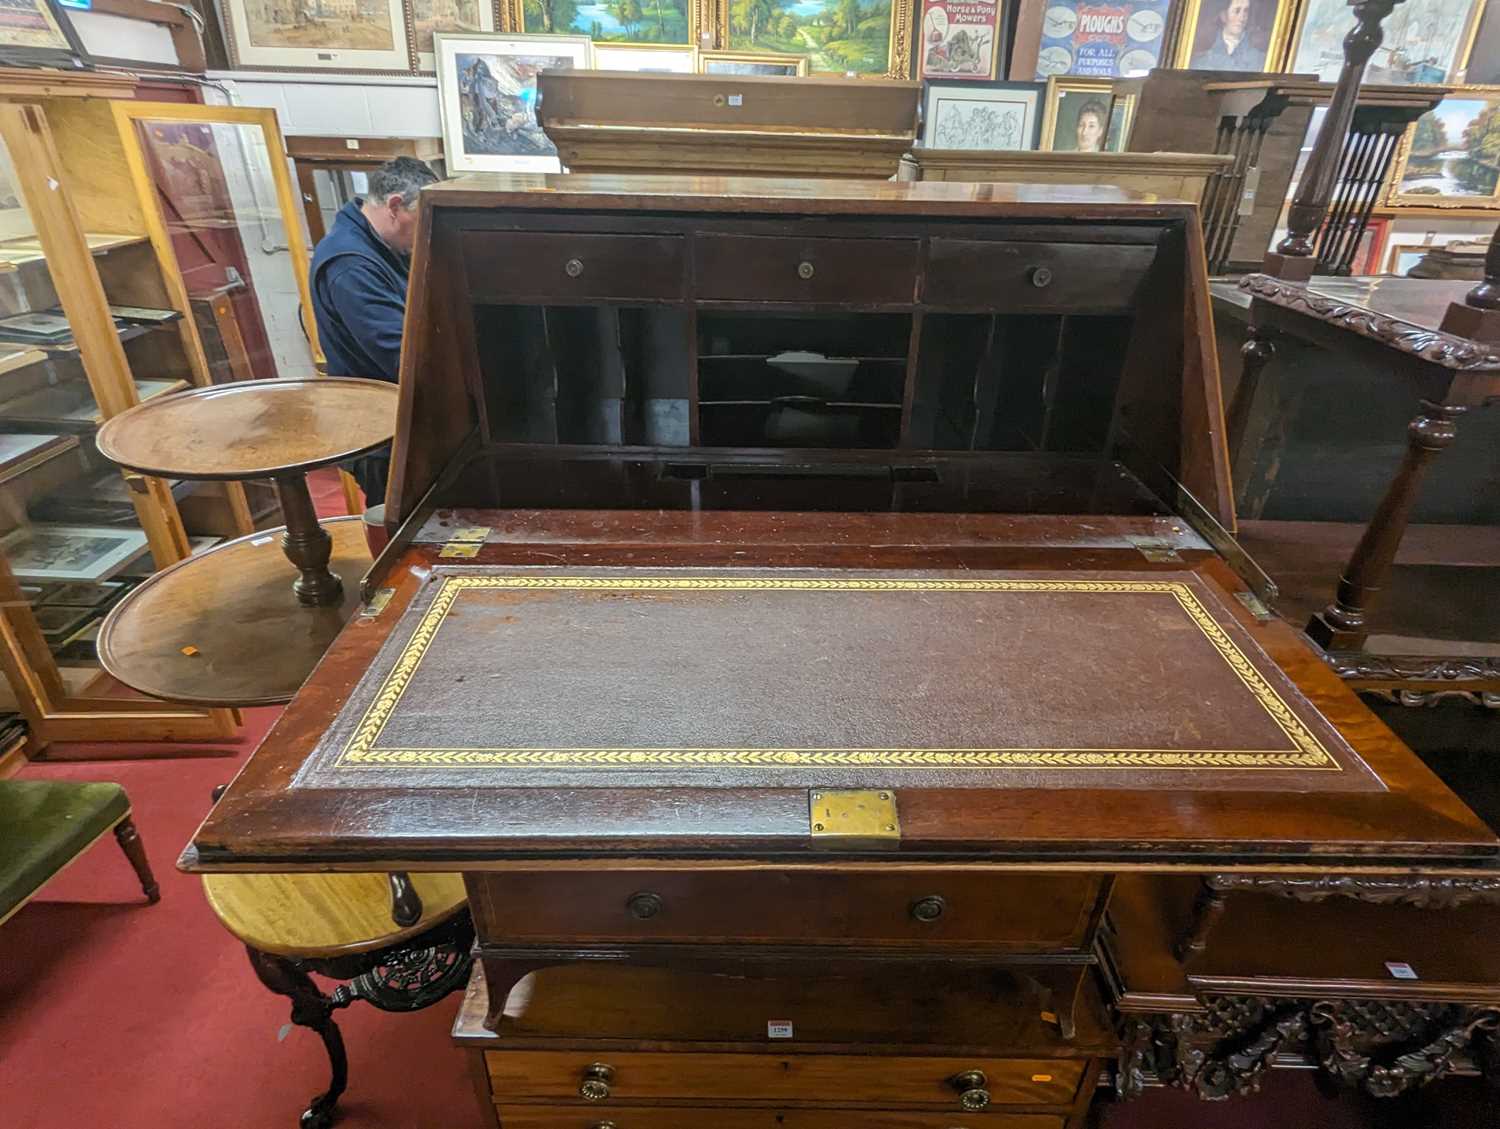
left=310, top=155, right=439, bottom=503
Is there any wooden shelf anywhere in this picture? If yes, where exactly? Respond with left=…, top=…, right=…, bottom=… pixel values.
left=0, top=232, right=150, bottom=272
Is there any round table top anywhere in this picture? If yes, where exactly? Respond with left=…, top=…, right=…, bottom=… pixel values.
left=202, top=872, right=468, bottom=958
left=95, top=377, right=399, bottom=480
left=97, top=517, right=369, bottom=708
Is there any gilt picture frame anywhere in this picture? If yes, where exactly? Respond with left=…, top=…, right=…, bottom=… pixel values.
left=409, top=0, right=500, bottom=73
left=1039, top=76, right=1134, bottom=153
left=221, top=0, right=414, bottom=73
left=1385, top=88, right=1500, bottom=209
left=725, top=0, right=915, bottom=78
left=1170, top=0, right=1295, bottom=72
left=509, top=0, right=693, bottom=46
left=434, top=31, right=593, bottom=172
left=698, top=47, right=807, bottom=74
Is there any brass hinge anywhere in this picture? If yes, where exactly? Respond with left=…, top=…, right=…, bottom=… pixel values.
left=438, top=525, right=491, bottom=559
left=1125, top=535, right=1183, bottom=563
left=361, top=588, right=395, bottom=617
left=809, top=789, right=900, bottom=845
left=1235, top=591, right=1273, bottom=621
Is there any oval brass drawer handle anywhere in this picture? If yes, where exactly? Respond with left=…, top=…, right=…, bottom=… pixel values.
left=625, top=891, right=663, bottom=919
left=579, top=1062, right=614, bottom=1101
left=910, top=894, right=946, bottom=922
left=950, top=1069, right=990, bottom=1110
left=797, top=260, right=815, bottom=280
left=565, top=257, right=585, bottom=278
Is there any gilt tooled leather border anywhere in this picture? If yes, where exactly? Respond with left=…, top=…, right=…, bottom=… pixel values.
left=333, top=575, right=1339, bottom=771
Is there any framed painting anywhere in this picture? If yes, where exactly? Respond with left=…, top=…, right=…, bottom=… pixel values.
left=435, top=32, right=592, bottom=172
left=921, top=80, right=1043, bottom=150
left=1461, top=0, right=1500, bottom=82
left=597, top=41, right=697, bottom=67
left=1383, top=241, right=1432, bottom=275
left=511, top=0, right=692, bottom=44
left=698, top=48, right=807, bottom=74
left=1289, top=0, right=1483, bottom=83
left=409, top=0, right=498, bottom=72
left=221, top=0, right=413, bottom=72
left=0, top=0, right=88, bottom=68
left=918, top=0, right=1002, bottom=80
left=726, top=0, right=916, bottom=77
left=1386, top=90, right=1500, bottom=209
left=1040, top=76, right=1134, bottom=152
left=1171, top=0, right=1295, bottom=72
left=1033, top=0, right=1170, bottom=79
left=0, top=524, right=148, bottom=584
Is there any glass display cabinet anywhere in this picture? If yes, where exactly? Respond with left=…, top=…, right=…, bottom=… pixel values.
left=0, top=72, right=259, bottom=751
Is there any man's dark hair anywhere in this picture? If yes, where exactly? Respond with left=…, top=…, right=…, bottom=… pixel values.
left=368, top=156, right=439, bottom=207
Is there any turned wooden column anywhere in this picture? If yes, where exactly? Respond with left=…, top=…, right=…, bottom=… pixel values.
left=1306, top=400, right=1465, bottom=649
left=1226, top=328, right=1276, bottom=471
left=1264, top=0, right=1404, bottom=280
left=274, top=474, right=344, bottom=606
left=1440, top=222, right=1500, bottom=342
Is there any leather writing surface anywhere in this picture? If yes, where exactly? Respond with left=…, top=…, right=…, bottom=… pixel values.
left=296, top=567, right=1381, bottom=792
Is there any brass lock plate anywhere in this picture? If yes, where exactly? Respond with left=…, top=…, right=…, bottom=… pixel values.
left=809, top=789, right=900, bottom=843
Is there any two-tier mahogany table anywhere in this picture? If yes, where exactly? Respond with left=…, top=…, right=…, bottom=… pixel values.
left=94, top=378, right=397, bottom=706
left=180, top=177, right=1500, bottom=1126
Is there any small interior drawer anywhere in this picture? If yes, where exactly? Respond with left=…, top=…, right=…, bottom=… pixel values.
left=467, top=870, right=1104, bottom=951
left=495, top=1105, right=1068, bottom=1129
left=923, top=239, right=1155, bottom=312
left=486, top=1051, right=1085, bottom=1108
left=694, top=234, right=920, bottom=305
left=464, top=231, right=686, bottom=302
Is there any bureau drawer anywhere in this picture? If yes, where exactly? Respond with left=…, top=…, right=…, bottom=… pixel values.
left=694, top=235, right=920, bottom=304
left=923, top=239, right=1155, bottom=312
left=487, top=1051, right=1084, bottom=1108
left=496, top=1106, right=1067, bottom=1129
left=464, top=231, right=686, bottom=302
left=467, top=870, right=1103, bottom=950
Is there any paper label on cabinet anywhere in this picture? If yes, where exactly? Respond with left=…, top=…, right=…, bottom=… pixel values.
left=767, top=1020, right=793, bottom=1038
left=728, top=94, right=743, bottom=106
left=1386, top=961, right=1418, bottom=980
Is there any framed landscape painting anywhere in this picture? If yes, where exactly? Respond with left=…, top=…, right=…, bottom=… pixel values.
left=435, top=32, right=592, bottom=172
left=1386, top=91, right=1500, bottom=209
left=921, top=81, right=1042, bottom=150
left=1289, top=0, right=1481, bottom=83
left=222, top=0, right=413, bottom=72
left=516, top=0, right=691, bottom=44
left=727, top=0, right=914, bottom=77
left=410, top=0, right=498, bottom=72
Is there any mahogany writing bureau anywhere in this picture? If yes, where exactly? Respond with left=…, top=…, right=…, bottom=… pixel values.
left=185, top=177, right=1499, bottom=1121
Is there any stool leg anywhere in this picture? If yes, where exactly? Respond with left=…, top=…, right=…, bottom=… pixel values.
left=112, top=817, right=160, bottom=904
left=247, top=946, right=348, bottom=1129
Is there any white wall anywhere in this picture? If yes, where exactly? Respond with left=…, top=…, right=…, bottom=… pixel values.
left=204, top=71, right=442, bottom=138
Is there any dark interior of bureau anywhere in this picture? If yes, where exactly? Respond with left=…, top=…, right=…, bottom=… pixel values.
left=442, top=210, right=1197, bottom=517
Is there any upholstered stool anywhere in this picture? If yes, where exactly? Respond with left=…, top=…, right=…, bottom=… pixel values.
left=0, top=779, right=159, bottom=926
left=202, top=871, right=472, bottom=1128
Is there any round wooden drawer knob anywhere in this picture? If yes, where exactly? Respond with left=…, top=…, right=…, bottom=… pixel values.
left=579, top=1062, right=614, bottom=1101
left=565, top=258, right=585, bottom=278
left=625, top=891, right=663, bottom=919
left=951, top=1069, right=990, bottom=1110
left=1029, top=266, right=1054, bottom=288
left=797, top=260, right=816, bottom=280
left=910, top=895, right=946, bottom=922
